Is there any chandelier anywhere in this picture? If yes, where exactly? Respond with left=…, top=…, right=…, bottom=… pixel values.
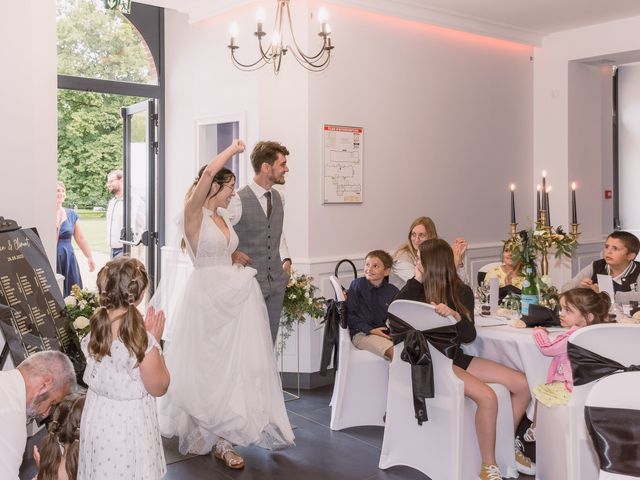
left=228, top=1, right=334, bottom=74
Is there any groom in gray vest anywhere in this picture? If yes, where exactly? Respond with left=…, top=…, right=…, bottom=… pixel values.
left=229, top=141, right=292, bottom=343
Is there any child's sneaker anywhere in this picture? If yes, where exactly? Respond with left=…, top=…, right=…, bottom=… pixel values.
left=515, top=449, right=536, bottom=475
left=478, top=463, right=503, bottom=480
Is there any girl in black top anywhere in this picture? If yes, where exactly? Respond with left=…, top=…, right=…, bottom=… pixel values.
left=396, top=239, right=533, bottom=479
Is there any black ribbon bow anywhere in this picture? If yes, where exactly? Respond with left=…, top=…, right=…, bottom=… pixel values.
left=319, top=299, right=348, bottom=376
left=584, top=405, right=640, bottom=476
left=568, top=342, right=640, bottom=387
left=567, top=342, right=640, bottom=475
left=388, top=313, right=459, bottom=425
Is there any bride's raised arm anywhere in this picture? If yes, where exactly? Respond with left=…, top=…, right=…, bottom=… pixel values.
left=184, top=139, right=245, bottom=219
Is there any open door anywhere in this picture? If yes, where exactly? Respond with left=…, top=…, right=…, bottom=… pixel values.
left=121, top=99, right=158, bottom=293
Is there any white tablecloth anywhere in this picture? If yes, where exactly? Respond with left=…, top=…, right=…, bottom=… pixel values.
left=464, top=317, right=566, bottom=391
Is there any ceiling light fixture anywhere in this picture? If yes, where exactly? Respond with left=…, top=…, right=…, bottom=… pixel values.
left=228, top=1, right=334, bottom=74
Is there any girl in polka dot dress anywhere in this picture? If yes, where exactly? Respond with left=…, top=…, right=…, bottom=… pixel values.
left=77, top=257, right=170, bottom=480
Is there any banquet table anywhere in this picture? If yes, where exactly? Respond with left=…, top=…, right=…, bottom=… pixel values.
left=464, top=316, right=563, bottom=391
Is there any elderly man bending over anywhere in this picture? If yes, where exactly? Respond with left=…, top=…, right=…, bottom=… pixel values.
left=0, top=351, right=76, bottom=479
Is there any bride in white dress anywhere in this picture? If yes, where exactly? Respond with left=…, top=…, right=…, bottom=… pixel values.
left=155, top=139, right=294, bottom=469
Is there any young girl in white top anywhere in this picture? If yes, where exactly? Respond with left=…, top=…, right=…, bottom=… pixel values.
left=77, top=257, right=170, bottom=480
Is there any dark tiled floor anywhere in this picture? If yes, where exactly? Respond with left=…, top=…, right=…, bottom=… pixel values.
left=20, top=385, right=534, bottom=480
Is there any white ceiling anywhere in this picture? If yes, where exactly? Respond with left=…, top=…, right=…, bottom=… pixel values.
left=136, top=0, right=640, bottom=45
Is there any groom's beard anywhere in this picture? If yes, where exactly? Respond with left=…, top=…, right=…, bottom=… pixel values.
left=25, top=391, right=50, bottom=424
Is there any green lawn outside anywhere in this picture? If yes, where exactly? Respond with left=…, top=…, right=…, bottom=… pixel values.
left=76, top=216, right=109, bottom=255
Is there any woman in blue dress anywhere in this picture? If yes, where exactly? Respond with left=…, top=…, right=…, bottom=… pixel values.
left=56, top=181, right=95, bottom=296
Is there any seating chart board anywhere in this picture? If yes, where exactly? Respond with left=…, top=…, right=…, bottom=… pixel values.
left=323, top=125, right=363, bottom=204
left=0, top=228, right=80, bottom=369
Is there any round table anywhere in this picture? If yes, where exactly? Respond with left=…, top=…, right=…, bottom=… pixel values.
left=464, top=317, right=560, bottom=391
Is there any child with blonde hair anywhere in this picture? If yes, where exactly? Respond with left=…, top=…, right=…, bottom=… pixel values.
left=77, top=257, right=170, bottom=479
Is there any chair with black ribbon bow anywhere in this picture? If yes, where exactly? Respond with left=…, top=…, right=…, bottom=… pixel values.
left=379, top=300, right=517, bottom=480
left=584, top=371, right=640, bottom=479
left=536, top=324, right=640, bottom=480
left=327, top=273, right=389, bottom=431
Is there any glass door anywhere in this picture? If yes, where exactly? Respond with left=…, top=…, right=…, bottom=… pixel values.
left=121, top=99, right=158, bottom=293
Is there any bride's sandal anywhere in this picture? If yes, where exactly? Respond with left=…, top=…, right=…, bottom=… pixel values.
left=214, top=439, right=245, bottom=469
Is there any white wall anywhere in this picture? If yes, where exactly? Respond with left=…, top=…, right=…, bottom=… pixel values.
left=0, top=0, right=58, bottom=264
left=618, top=63, right=640, bottom=235
left=533, top=15, right=640, bottom=285
left=307, top=2, right=533, bottom=261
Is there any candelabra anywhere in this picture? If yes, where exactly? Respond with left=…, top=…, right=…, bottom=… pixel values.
left=508, top=175, right=580, bottom=277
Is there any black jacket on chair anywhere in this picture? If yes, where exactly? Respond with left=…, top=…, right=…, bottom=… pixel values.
left=320, top=299, right=347, bottom=376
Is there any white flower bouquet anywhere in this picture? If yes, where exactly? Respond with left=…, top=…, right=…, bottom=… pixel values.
left=279, top=271, right=325, bottom=349
left=64, top=284, right=99, bottom=340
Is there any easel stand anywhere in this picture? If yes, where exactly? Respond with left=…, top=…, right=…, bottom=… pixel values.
left=279, top=320, right=301, bottom=402
left=0, top=216, right=20, bottom=371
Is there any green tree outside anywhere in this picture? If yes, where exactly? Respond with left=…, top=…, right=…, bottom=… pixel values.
left=57, top=0, right=153, bottom=208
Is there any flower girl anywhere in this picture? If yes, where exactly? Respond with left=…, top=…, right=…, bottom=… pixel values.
left=525, top=287, right=610, bottom=442
left=77, top=257, right=170, bottom=479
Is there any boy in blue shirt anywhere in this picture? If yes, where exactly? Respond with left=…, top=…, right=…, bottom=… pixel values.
left=347, top=250, right=399, bottom=360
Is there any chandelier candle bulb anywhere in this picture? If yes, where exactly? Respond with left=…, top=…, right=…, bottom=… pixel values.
left=255, top=7, right=265, bottom=33
left=229, top=22, right=239, bottom=47
left=510, top=184, right=516, bottom=224
left=318, top=7, right=329, bottom=23
left=571, top=182, right=577, bottom=224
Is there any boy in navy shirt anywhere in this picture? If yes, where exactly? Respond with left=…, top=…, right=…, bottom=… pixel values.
left=347, top=250, right=399, bottom=360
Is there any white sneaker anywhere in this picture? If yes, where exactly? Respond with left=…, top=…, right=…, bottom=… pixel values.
left=515, top=449, right=536, bottom=475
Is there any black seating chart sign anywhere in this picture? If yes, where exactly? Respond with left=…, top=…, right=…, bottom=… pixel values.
left=0, top=227, right=81, bottom=369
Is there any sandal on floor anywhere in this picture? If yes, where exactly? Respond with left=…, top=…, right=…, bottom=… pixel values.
left=214, top=439, right=245, bottom=469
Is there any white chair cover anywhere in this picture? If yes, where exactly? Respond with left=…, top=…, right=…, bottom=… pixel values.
left=536, top=324, right=640, bottom=480
left=585, top=371, right=640, bottom=480
left=379, top=300, right=516, bottom=479
left=328, top=276, right=389, bottom=430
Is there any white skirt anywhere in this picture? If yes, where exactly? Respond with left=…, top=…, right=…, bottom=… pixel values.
left=157, top=264, right=295, bottom=455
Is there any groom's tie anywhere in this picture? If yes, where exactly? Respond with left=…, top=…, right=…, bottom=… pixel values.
left=265, top=191, right=272, bottom=219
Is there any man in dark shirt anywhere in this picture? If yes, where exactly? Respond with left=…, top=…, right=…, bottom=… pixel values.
left=347, top=250, right=398, bottom=360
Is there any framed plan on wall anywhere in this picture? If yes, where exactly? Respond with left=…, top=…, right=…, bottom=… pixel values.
left=322, top=125, right=363, bottom=204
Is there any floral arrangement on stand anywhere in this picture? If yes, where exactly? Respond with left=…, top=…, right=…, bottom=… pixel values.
left=504, top=226, right=577, bottom=283
left=64, top=284, right=99, bottom=346
left=279, top=272, right=325, bottom=352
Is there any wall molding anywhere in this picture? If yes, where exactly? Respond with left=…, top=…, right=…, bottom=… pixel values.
left=154, top=0, right=543, bottom=46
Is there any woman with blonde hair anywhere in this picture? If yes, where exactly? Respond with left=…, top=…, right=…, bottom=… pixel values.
left=392, top=216, right=468, bottom=286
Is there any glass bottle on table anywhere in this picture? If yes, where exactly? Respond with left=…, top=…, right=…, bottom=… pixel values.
left=520, top=262, right=539, bottom=315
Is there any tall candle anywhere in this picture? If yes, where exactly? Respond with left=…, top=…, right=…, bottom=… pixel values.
left=510, top=184, right=516, bottom=224
left=541, top=170, right=547, bottom=211
left=536, top=185, right=541, bottom=221
left=571, top=182, right=577, bottom=224
left=545, top=186, right=551, bottom=227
